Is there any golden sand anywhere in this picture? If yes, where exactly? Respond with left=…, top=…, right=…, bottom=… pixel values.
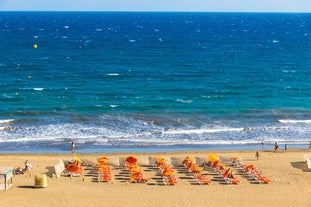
left=0, top=149, right=311, bottom=207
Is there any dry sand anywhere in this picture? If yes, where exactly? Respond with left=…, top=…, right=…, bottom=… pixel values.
left=0, top=149, right=311, bottom=207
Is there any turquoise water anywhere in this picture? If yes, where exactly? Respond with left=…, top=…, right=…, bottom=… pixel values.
left=0, top=12, right=311, bottom=152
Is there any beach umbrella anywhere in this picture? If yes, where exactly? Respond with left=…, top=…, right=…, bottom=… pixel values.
left=98, top=156, right=109, bottom=164
left=125, top=156, right=137, bottom=163
left=74, top=154, right=82, bottom=163
left=223, top=168, right=231, bottom=178
left=208, top=153, right=219, bottom=162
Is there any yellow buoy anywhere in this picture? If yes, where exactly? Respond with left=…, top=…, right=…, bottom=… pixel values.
left=33, top=44, right=38, bottom=49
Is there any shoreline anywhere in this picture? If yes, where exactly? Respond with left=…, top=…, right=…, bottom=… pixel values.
left=0, top=143, right=309, bottom=154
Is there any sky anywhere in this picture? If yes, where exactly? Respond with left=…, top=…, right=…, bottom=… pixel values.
left=0, top=0, right=311, bottom=12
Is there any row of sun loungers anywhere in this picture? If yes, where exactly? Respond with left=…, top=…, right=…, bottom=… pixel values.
left=232, top=158, right=271, bottom=184
left=154, top=156, right=177, bottom=185
left=124, top=156, right=150, bottom=183
left=182, top=157, right=212, bottom=185
left=57, top=154, right=271, bottom=185
left=97, top=157, right=112, bottom=182
left=207, top=154, right=240, bottom=184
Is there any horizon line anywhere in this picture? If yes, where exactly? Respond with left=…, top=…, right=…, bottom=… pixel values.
left=1, top=10, right=311, bottom=14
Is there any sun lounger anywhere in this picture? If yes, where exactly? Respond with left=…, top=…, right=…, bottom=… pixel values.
left=63, top=160, right=84, bottom=177
left=222, top=168, right=240, bottom=184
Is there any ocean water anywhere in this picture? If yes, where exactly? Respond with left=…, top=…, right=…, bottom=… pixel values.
left=1, top=12, right=311, bottom=153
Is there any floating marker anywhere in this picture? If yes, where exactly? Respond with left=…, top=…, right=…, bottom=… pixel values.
left=27, top=75, right=32, bottom=79
left=33, top=44, right=38, bottom=49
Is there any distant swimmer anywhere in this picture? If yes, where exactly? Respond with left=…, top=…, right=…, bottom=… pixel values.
left=261, top=139, right=265, bottom=149
left=71, top=141, right=75, bottom=153
left=33, top=44, right=38, bottom=49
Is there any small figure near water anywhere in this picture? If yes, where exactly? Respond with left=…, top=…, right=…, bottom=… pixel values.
left=71, top=141, right=75, bottom=154
left=309, top=141, right=311, bottom=150
left=261, top=139, right=265, bottom=149
left=284, top=144, right=288, bottom=152
left=255, top=150, right=260, bottom=160
left=274, top=142, right=279, bottom=152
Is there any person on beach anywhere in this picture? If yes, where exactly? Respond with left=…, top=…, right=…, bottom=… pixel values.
left=24, top=160, right=32, bottom=172
left=274, top=142, right=279, bottom=152
left=261, top=140, right=265, bottom=149
left=71, top=141, right=75, bottom=153
left=284, top=144, right=288, bottom=152
left=255, top=150, right=260, bottom=160
left=309, top=141, right=311, bottom=150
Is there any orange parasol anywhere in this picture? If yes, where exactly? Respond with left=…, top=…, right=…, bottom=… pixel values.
left=125, top=156, right=138, bottom=164
left=98, top=156, right=109, bottom=164
left=223, top=168, right=231, bottom=178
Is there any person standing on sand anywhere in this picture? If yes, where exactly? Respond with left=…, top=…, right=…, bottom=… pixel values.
left=274, top=142, right=279, bottom=152
left=71, top=141, right=75, bottom=153
left=255, top=150, right=260, bottom=160
left=284, top=144, right=288, bottom=152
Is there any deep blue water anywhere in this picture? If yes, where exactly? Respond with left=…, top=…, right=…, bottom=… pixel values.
left=0, top=12, right=311, bottom=153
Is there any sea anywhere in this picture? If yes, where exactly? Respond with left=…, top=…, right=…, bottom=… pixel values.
left=1, top=12, right=311, bottom=153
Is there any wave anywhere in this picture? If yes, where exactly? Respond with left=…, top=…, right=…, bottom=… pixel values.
left=176, top=99, right=193, bottom=104
left=0, top=119, right=14, bottom=124
left=33, top=88, right=44, bottom=91
left=105, top=73, right=120, bottom=76
left=162, top=127, right=244, bottom=135
left=278, top=119, right=311, bottom=124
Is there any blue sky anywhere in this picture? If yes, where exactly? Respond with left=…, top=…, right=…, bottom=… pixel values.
left=0, top=0, right=310, bottom=12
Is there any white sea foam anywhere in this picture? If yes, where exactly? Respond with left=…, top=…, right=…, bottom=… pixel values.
left=176, top=99, right=193, bottom=104
left=279, top=119, right=311, bottom=124
left=0, top=119, right=14, bottom=124
left=106, top=73, right=120, bottom=76
left=162, top=127, right=244, bottom=135
left=129, top=39, right=136, bottom=43
left=33, top=88, right=44, bottom=91
left=110, top=105, right=119, bottom=108
left=64, top=25, right=70, bottom=29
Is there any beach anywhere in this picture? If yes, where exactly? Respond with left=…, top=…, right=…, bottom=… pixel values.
left=1, top=149, right=311, bottom=207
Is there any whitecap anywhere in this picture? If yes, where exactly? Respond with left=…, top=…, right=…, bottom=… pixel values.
left=272, top=40, right=279, bottom=43
left=176, top=99, right=193, bottom=104
left=162, top=127, right=244, bottom=135
left=279, top=119, right=311, bottom=124
left=95, top=29, right=103, bottom=32
left=0, top=119, right=14, bottom=124
left=33, top=88, right=44, bottom=91
left=64, top=25, right=70, bottom=29
left=110, top=105, right=119, bottom=108
left=129, top=39, right=136, bottom=43
left=105, top=73, right=120, bottom=76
